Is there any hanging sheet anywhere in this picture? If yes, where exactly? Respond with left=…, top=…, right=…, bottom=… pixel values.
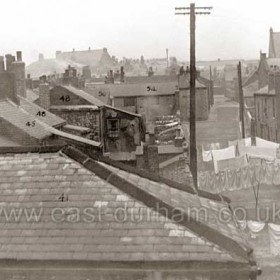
left=268, top=223, right=280, bottom=256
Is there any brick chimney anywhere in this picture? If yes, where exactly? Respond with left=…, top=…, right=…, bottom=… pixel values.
left=0, top=54, right=18, bottom=104
left=56, top=50, right=62, bottom=59
left=136, top=129, right=159, bottom=173
left=268, top=72, right=275, bottom=92
left=39, top=53, right=44, bottom=61
left=120, top=66, right=125, bottom=83
left=174, top=128, right=184, bottom=147
left=275, top=72, right=280, bottom=142
left=39, top=82, right=50, bottom=110
left=5, top=54, right=13, bottom=72
left=260, top=52, right=267, bottom=60
left=0, top=56, right=4, bottom=73
left=12, top=51, right=26, bottom=98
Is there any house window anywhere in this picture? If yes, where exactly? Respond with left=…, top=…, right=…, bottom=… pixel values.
left=107, top=119, right=119, bottom=138
left=123, top=97, right=136, bottom=107
left=273, top=98, right=276, bottom=118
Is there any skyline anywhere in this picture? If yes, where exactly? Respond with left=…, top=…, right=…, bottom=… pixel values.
left=0, top=0, right=279, bottom=64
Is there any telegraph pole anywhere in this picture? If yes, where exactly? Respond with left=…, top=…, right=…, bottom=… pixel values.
left=175, top=3, right=212, bottom=190
left=166, top=48, right=169, bottom=68
left=237, top=61, right=245, bottom=138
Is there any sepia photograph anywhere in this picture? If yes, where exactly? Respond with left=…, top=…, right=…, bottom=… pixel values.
left=0, top=0, right=279, bottom=279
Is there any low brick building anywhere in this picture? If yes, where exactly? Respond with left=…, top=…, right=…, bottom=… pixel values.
left=44, top=85, right=144, bottom=156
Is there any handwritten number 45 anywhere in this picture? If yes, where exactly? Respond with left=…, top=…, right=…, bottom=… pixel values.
left=26, top=121, right=36, bottom=127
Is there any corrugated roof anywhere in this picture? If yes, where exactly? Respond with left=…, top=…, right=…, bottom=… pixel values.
left=19, top=96, right=66, bottom=128
left=0, top=150, right=252, bottom=264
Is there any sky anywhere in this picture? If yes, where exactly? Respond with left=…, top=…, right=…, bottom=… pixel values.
left=0, top=0, right=279, bottom=65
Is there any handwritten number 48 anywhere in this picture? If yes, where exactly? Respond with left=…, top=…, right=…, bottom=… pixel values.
left=36, top=111, right=46, bottom=117
left=60, top=95, right=70, bottom=102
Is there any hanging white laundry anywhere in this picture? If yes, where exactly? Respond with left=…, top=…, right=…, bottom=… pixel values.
left=239, top=146, right=277, bottom=161
left=247, top=221, right=266, bottom=239
left=237, top=220, right=247, bottom=231
left=210, top=142, right=220, bottom=150
left=212, top=145, right=235, bottom=173
left=202, top=150, right=213, bottom=162
left=256, top=137, right=280, bottom=149
left=268, top=223, right=280, bottom=256
left=216, top=155, right=248, bottom=173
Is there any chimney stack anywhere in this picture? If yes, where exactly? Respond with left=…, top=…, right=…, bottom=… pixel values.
left=175, top=128, right=184, bottom=147
left=260, top=52, right=267, bottom=60
left=5, top=54, right=13, bottom=72
left=268, top=72, right=275, bottom=92
left=16, top=51, right=22, bottom=62
left=120, top=66, right=125, bottom=83
left=0, top=56, right=5, bottom=73
left=12, top=51, right=26, bottom=98
left=39, top=53, right=44, bottom=61
left=39, top=83, right=50, bottom=110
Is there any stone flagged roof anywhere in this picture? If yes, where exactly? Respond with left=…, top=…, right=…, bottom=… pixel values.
left=0, top=147, right=254, bottom=265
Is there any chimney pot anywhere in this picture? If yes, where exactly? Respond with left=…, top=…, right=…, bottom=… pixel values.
left=16, top=51, right=22, bottom=62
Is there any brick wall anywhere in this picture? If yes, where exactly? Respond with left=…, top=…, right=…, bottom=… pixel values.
left=179, top=88, right=209, bottom=121
left=52, top=109, right=100, bottom=142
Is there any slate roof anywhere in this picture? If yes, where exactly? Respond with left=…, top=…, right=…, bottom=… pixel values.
left=26, top=59, right=85, bottom=78
left=57, top=49, right=109, bottom=68
left=61, top=85, right=141, bottom=117
left=105, top=82, right=178, bottom=97
left=0, top=99, right=52, bottom=140
left=18, top=96, right=66, bottom=128
left=0, top=135, right=21, bottom=147
left=0, top=98, right=101, bottom=147
left=0, top=146, right=255, bottom=266
left=26, top=89, right=39, bottom=103
left=254, top=85, right=275, bottom=95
